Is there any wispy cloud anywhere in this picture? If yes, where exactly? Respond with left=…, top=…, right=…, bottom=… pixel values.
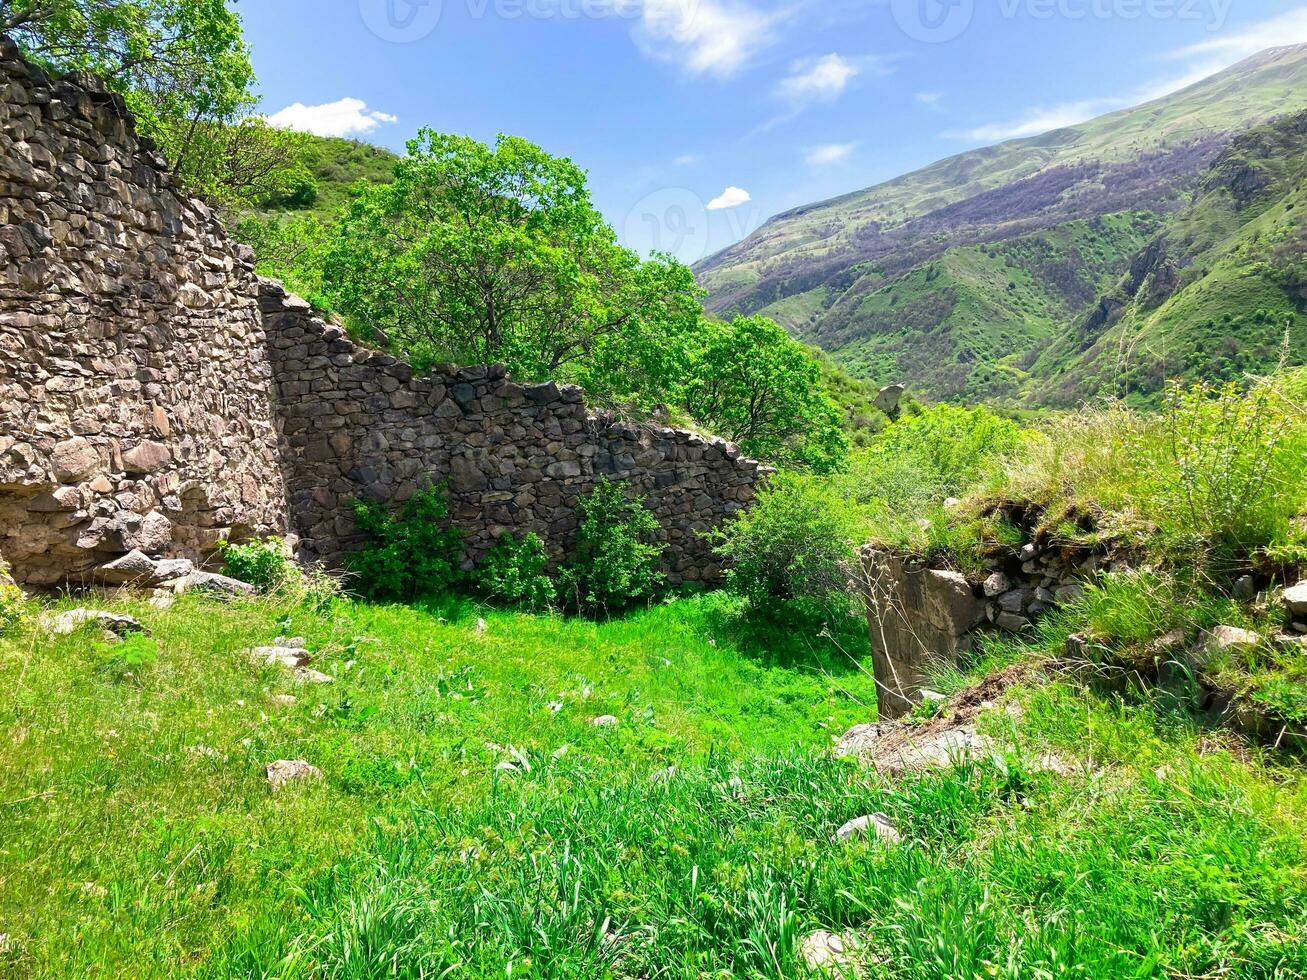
left=805, top=142, right=855, bottom=165
left=775, top=53, right=863, bottom=108
left=636, top=0, right=780, bottom=77
left=949, top=97, right=1119, bottom=142
left=267, top=98, right=398, bottom=137
left=707, top=185, right=752, bottom=209
left=948, top=6, right=1307, bottom=144
left=914, top=91, right=943, bottom=108
left=673, top=153, right=701, bottom=166
left=1168, top=7, right=1307, bottom=63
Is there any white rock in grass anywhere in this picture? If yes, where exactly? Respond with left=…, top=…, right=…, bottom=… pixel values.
left=270, top=694, right=298, bottom=707
left=475, top=618, right=488, bottom=635
left=48, top=609, right=145, bottom=637
left=1283, top=582, right=1307, bottom=617
left=800, top=930, right=861, bottom=975
left=651, top=766, right=677, bottom=784
left=293, top=668, right=334, bottom=685
left=835, top=813, right=901, bottom=845
left=1196, top=626, right=1262, bottom=666
left=249, top=646, right=313, bottom=669
left=590, top=714, right=619, bottom=728
left=265, top=760, right=323, bottom=792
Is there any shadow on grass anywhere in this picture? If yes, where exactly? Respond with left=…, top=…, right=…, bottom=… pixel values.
left=707, top=598, right=872, bottom=677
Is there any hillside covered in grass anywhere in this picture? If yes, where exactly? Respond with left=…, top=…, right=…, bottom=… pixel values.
left=697, top=44, right=1307, bottom=406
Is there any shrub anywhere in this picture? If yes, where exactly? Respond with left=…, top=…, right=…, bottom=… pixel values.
left=0, top=560, right=27, bottom=636
left=559, top=479, right=665, bottom=615
left=713, top=472, right=861, bottom=622
left=1161, top=380, right=1296, bottom=558
left=476, top=533, right=558, bottom=611
left=347, top=482, right=463, bottom=602
left=219, top=537, right=294, bottom=592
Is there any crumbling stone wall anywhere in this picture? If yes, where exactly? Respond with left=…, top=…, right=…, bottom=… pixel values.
left=0, top=38, right=290, bottom=585
left=261, top=281, right=763, bottom=584
left=859, top=527, right=1111, bottom=718
left=0, top=39, right=762, bottom=588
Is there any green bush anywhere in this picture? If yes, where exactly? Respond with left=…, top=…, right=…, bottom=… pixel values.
left=559, top=479, right=665, bottom=615
left=0, top=560, right=27, bottom=636
left=219, top=537, right=294, bottom=592
left=713, top=472, right=860, bottom=622
left=347, top=483, right=463, bottom=602
left=476, top=533, right=558, bottom=611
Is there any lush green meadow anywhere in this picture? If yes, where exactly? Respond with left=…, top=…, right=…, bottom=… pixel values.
left=1, top=589, right=1305, bottom=978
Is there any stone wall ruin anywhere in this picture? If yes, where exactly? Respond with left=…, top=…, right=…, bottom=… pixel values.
left=0, top=39, right=762, bottom=588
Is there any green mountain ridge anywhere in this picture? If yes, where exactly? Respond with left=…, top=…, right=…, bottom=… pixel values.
left=697, top=44, right=1307, bottom=404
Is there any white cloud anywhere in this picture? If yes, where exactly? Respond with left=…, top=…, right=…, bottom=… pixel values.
left=948, top=6, right=1307, bottom=145
left=776, top=53, right=861, bottom=107
left=1168, top=8, right=1307, bottom=63
left=637, top=0, right=778, bottom=77
left=805, top=143, right=854, bottom=165
left=674, top=153, right=701, bottom=166
left=707, top=185, right=752, bottom=209
left=950, top=97, right=1120, bottom=143
left=914, top=91, right=943, bottom=107
left=266, top=98, right=398, bottom=138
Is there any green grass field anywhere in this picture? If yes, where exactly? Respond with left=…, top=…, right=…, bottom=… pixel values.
left=1, top=590, right=1305, bottom=978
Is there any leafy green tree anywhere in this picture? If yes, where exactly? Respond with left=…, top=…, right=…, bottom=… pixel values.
left=2, top=0, right=306, bottom=209
left=680, top=315, right=848, bottom=472
left=320, top=131, right=702, bottom=400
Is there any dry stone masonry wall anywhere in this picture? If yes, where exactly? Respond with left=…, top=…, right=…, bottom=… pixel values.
left=261, top=281, right=763, bottom=584
left=859, top=504, right=1116, bottom=718
left=0, top=38, right=290, bottom=585
left=0, top=40, right=762, bottom=587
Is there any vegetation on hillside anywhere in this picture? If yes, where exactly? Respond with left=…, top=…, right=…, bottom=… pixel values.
left=697, top=45, right=1307, bottom=407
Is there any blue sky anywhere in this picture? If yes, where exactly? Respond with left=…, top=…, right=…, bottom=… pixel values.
left=242, top=0, right=1307, bottom=262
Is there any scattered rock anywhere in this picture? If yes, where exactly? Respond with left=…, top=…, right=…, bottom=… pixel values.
left=265, top=759, right=323, bottom=792
left=834, top=723, right=885, bottom=759
left=835, top=813, right=901, bottom=845
left=982, top=572, right=1010, bottom=598
left=1232, top=575, right=1257, bottom=601
left=250, top=646, right=312, bottom=669
left=590, top=714, right=619, bottom=728
left=995, top=612, right=1030, bottom=633
left=1053, top=583, right=1084, bottom=605
left=1197, top=626, right=1263, bottom=664
left=874, top=383, right=905, bottom=415
left=48, top=609, right=145, bottom=638
left=96, top=550, right=194, bottom=587
left=1152, top=629, right=1188, bottom=653
left=1283, top=581, right=1307, bottom=617
left=270, top=694, right=298, bottom=707
left=171, top=571, right=255, bottom=599
left=800, top=930, right=861, bottom=976
left=475, top=618, right=488, bottom=636
left=1064, top=633, right=1092, bottom=659
left=293, top=668, right=334, bottom=685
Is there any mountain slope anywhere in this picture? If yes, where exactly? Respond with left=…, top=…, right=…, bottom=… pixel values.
left=1033, top=109, right=1307, bottom=404
left=697, top=45, right=1307, bottom=402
